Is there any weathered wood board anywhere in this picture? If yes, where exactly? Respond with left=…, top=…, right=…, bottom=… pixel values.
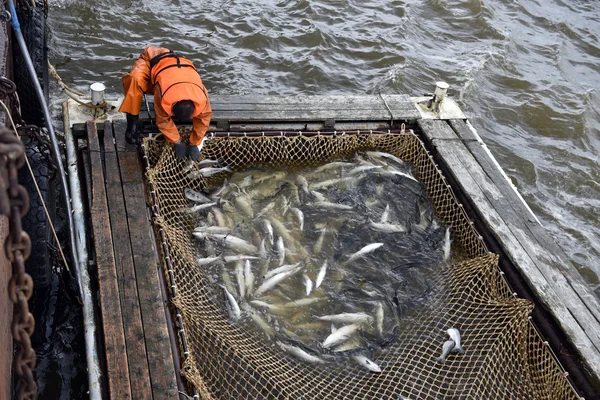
left=418, top=118, right=600, bottom=381
left=87, top=121, right=132, bottom=399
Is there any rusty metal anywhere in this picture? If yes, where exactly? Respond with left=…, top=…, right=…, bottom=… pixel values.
left=0, top=127, right=37, bottom=399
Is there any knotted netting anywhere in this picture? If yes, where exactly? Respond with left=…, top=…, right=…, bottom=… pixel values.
left=142, top=130, right=578, bottom=399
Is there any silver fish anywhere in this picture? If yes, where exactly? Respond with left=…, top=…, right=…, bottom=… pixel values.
left=244, top=260, right=255, bottom=297
left=276, top=341, right=325, bottom=364
left=311, top=201, right=353, bottom=211
left=221, top=285, right=241, bottom=321
left=313, top=161, right=354, bottom=174
left=365, top=151, right=405, bottom=166
left=209, top=179, right=229, bottom=200
left=276, top=236, right=285, bottom=266
left=289, top=207, right=304, bottom=231
left=348, top=164, right=383, bottom=175
left=194, top=226, right=231, bottom=234
left=376, top=169, right=418, bottom=182
left=210, top=207, right=227, bottom=227
left=309, top=190, right=327, bottom=202
left=256, top=202, right=276, bottom=218
left=369, top=221, right=406, bottom=233
left=222, top=270, right=237, bottom=299
left=302, top=273, right=313, bottom=296
left=196, top=256, right=221, bottom=266
left=344, top=243, right=384, bottom=264
left=296, top=175, right=309, bottom=194
left=375, top=303, right=384, bottom=335
left=313, top=228, right=327, bottom=255
left=435, top=339, right=456, bottom=364
left=315, top=261, right=327, bottom=288
left=186, top=202, right=218, bottom=213
left=332, top=335, right=361, bottom=352
left=234, top=194, right=254, bottom=218
left=258, top=238, right=267, bottom=258
left=447, top=328, right=464, bottom=354
left=197, top=158, right=221, bottom=168
left=262, top=219, right=274, bottom=245
left=249, top=300, right=286, bottom=314
left=184, top=188, right=212, bottom=203
left=282, top=297, right=324, bottom=308
left=223, top=255, right=260, bottom=263
left=243, top=303, right=274, bottom=337
left=263, top=262, right=303, bottom=281
left=322, top=324, right=360, bottom=348
left=380, top=204, right=390, bottom=223
left=316, top=313, right=373, bottom=325
left=207, top=234, right=258, bottom=254
left=188, top=166, right=232, bottom=179
left=254, top=267, right=303, bottom=297
left=442, top=227, right=451, bottom=262
left=352, top=354, right=381, bottom=373
left=235, top=261, right=246, bottom=299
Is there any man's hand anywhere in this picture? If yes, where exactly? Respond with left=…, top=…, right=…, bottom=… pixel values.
left=187, top=145, right=201, bottom=161
left=173, top=141, right=187, bottom=160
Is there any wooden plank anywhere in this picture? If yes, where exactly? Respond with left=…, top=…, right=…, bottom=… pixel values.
left=0, top=218, right=11, bottom=400
left=209, top=109, right=409, bottom=122
left=449, top=119, right=600, bottom=324
left=115, top=129, right=179, bottom=399
left=418, top=119, right=600, bottom=380
left=103, top=121, right=153, bottom=400
left=87, top=120, right=132, bottom=400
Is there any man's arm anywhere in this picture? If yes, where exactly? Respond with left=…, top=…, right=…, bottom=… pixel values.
left=190, top=98, right=213, bottom=146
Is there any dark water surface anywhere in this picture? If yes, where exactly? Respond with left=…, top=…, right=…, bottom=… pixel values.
left=44, top=0, right=600, bottom=396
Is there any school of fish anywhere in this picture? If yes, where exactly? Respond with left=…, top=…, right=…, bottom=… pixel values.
left=187, top=150, right=455, bottom=372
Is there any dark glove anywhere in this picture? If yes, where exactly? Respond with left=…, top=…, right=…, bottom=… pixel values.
left=125, top=113, right=140, bottom=144
left=187, top=145, right=201, bottom=161
left=173, top=141, right=187, bottom=160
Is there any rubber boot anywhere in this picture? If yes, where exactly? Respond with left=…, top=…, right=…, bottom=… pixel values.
left=125, top=113, right=140, bottom=144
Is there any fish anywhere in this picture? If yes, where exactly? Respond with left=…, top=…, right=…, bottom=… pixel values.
left=186, top=202, right=218, bottom=213
left=210, top=207, right=227, bottom=227
left=206, top=234, right=258, bottom=254
left=289, top=207, right=304, bottom=231
left=344, top=243, right=384, bottom=264
left=221, top=285, right=241, bottom=321
left=276, top=236, right=286, bottom=266
left=442, top=227, right=451, bottom=262
left=197, top=158, right=221, bottom=168
left=435, top=339, right=456, bottom=364
left=364, top=151, right=405, bottom=167
left=380, top=204, right=390, bottom=223
left=184, top=188, right=212, bottom=203
left=258, top=238, right=267, bottom=258
left=313, top=161, right=354, bottom=174
left=302, top=273, right=313, bottom=296
left=254, top=267, right=303, bottom=297
left=233, top=194, right=254, bottom=218
left=315, top=261, right=327, bottom=288
left=322, top=324, right=360, bottom=348
left=209, top=179, right=229, bottom=200
left=296, top=175, right=309, bottom=194
left=235, top=261, right=246, bottom=299
left=332, top=336, right=362, bottom=352
left=276, top=341, right=325, bottom=364
left=222, top=270, right=237, bottom=299
left=313, top=228, right=327, bottom=255
left=352, top=353, right=381, bottom=373
left=369, top=221, right=406, bottom=233
left=311, top=201, right=353, bottom=211
left=249, top=300, right=286, bottom=314
left=309, top=190, right=327, bottom=202
left=262, top=219, right=274, bottom=245
left=243, top=304, right=274, bottom=337
left=194, top=226, right=231, bottom=234
left=376, top=169, right=418, bottom=182
left=375, top=303, right=384, bottom=335
left=223, top=255, right=260, bottom=263
left=263, top=262, right=303, bottom=281
left=316, top=313, right=373, bottom=326
left=348, top=165, right=383, bottom=175
left=196, top=256, right=221, bottom=266
left=282, top=297, right=325, bottom=308
left=447, top=328, right=464, bottom=354
left=245, top=260, right=255, bottom=296
left=188, top=166, right=232, bottom=179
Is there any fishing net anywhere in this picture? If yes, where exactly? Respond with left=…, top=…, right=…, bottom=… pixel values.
left=142, top=130, right=578, bottom=399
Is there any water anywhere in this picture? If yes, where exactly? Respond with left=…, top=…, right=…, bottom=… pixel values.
left=199, top=153, right=447, bottom=367
left=43, top=0, right=600, bottom=394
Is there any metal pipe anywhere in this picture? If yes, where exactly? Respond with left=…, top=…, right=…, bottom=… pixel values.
left=63, top=101, right=103, bottom=400
left=8, top=0, right=83, bottom=298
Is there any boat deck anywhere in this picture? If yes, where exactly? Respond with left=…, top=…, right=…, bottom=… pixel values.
left=78, top=117, right=180, bottom=399
left=65, top=93, right=600, bottom=399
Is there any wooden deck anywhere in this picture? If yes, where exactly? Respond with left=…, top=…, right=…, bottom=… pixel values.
left=66, top=93, right=600, bottom=398
left=83, top=118, right=179, bottom=399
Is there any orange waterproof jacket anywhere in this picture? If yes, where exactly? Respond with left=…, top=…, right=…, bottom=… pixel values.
left=119, top=46, right=212, bottom=145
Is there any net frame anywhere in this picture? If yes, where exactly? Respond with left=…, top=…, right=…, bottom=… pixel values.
left=141, top=129, right=580, bottom=399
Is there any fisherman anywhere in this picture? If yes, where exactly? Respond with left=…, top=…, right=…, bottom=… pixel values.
left=119, top=46, right=212, bottom=161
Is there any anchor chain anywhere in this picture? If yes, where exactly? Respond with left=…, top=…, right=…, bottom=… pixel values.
left=0, top=81, right=37, bottom=398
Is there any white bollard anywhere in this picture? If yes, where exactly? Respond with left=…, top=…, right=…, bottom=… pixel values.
left=90, top=82, right=106, bottom=105
left=431, top=81, right=449, bottom=113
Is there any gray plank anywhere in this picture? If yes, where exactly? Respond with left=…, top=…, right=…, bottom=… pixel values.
left=418, top=119, right=600, bottom=380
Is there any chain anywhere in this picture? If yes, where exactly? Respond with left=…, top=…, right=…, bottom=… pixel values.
left=0, top=91, right=37, bottom=398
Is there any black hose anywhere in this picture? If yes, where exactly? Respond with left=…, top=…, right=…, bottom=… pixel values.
left=8, top=0, right=83, bottom=299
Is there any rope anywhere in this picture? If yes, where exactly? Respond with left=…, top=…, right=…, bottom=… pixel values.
left=0, top=99, right=71, bottom=273
left=48, top=61, right=107, bottom=110
left=378, top=92, right=394, bottom=127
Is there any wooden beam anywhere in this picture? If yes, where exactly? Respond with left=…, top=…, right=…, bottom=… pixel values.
left=87, top=121, right=132, bottom=400
left=418, top=119, right=600, bottom=380
left=103, top=121, right=153, bottom=399
left=115, top=127, right=179, bottom=399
